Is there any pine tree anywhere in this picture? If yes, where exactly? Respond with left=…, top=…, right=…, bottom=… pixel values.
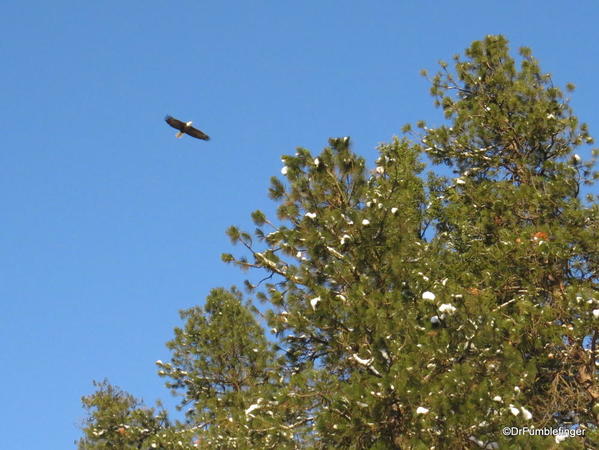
left=156, top=287, right=300, bottom=448
left=78, top=380, right=172, bottom=449
left=79, top=36, right=597, bottom=448
left=223, top=35, right=597, bottom=448
left=418, top=35, right=599, bottom=444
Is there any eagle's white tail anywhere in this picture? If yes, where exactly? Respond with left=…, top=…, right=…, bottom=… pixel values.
left=176, top=131, right=184, bottom=138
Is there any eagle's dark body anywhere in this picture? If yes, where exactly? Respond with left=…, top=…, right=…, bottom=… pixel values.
left=165, top=115, right=210, bottom=140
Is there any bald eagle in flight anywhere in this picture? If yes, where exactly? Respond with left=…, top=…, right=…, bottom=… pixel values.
left=165, top=115, right=210, bottom=140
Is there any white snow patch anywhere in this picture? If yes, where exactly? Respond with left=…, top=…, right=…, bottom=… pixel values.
left=352, top=354, right=373, bottom=366
left=310, top=297, right=321, bottom=310
left=438, top=303, right=457, bottom=315
left=245, top=399, right=263, bottom=416
left=422, top=291, right=436, bottom=301
left=521, top=407, right=533, bottom=420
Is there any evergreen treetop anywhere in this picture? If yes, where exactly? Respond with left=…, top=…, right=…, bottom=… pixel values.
left=79, top=35, right=598, bottom=449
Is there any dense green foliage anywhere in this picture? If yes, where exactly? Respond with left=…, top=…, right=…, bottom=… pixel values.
left=79, top=36, right=597, bottom=449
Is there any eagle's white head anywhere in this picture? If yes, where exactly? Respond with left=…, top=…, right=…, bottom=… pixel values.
left=186, top=121, right=193, bottom=126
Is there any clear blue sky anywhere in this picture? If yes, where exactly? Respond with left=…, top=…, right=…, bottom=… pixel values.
left=1, top=1, right=597, bottom=448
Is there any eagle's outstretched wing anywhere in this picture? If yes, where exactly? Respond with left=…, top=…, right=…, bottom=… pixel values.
left=184, top=126, right=210, bottom=141
left=165, top=115, right=186, bottom=131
